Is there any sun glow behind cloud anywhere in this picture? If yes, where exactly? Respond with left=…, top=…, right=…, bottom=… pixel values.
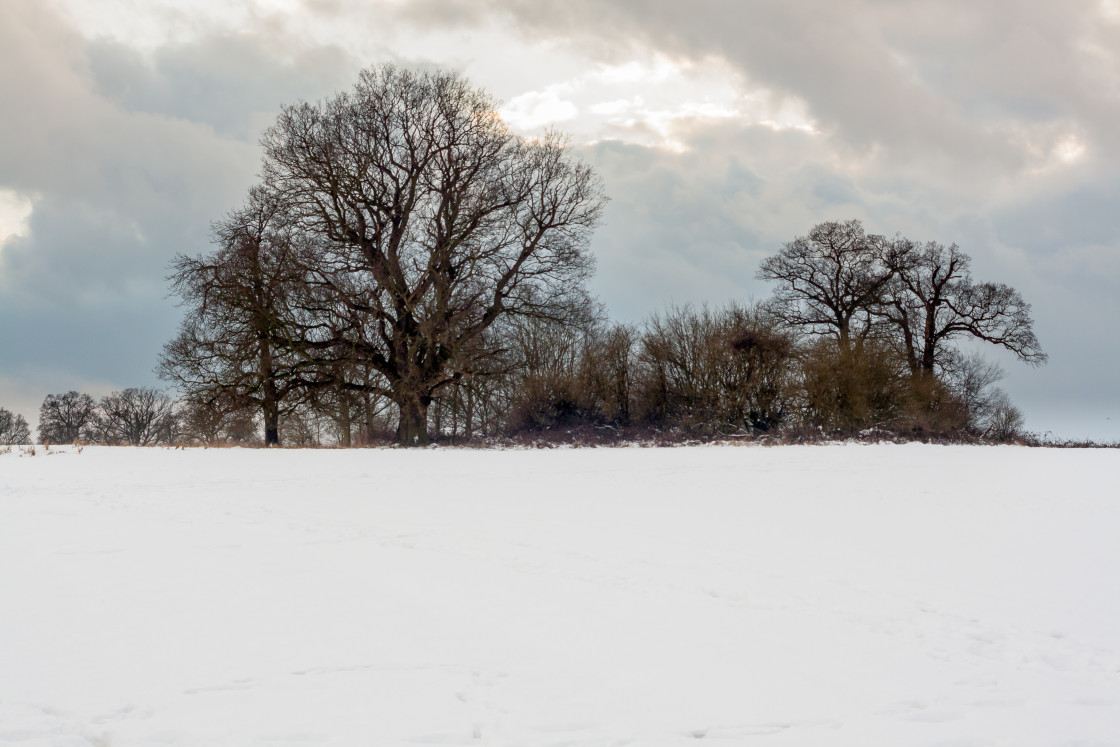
left=0, top=189, right=33, bottom=252
left=1008, top=125, right=1091, bottom=184
left=495, top=54, right=818, bottom=151
left=500, top=87, right=580, bottom=131
left=1054, top=135, right=1087, bottom=164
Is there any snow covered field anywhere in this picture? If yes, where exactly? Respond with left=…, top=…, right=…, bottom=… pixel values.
left=1, top=444, right=1118, bottom=747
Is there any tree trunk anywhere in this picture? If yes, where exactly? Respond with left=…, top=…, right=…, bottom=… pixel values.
left=340, top=396, right=352, bottom=447
left=264, top=403, right=280, bottom=446
left=920, top=338, right=937, bottom=373
left=364, top=393, right=376, bottom=446
left=395, top=394, right=431, bottom=446
left=259, top=337, right=280, bottom=446
left=834, top=341, right=862, bottom=429
left=465, top=385, right=474, bottom=440
left=837, top=324, right=852, bottom=356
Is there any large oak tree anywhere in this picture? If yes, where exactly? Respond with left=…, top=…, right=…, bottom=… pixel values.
left=259, top=65, right=606, bottom=444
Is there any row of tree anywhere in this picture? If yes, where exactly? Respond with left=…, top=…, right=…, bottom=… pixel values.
left=150, top=297, right=1035, bottom=447
left=6, top=224, right=1042, bottom=446
left=1, top=289, right=1028, bottom=448
left=30, top=388, right=178, bottom=445
left=150, top=65, right=1044, bottom=446
left=1, top=389, right=252, bottom=447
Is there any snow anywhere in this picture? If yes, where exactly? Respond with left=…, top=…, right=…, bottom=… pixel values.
left=1, top=444, right=1118, bottom=746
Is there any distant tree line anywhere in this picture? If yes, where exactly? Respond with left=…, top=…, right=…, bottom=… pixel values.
left=31, top=388, right=178, bottom=445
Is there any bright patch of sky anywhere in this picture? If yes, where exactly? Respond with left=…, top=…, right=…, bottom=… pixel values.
left=51, top=0, right=269, bottom=49
left=497, top=55, right=817, bottom=150
left=0, top=190, right=33, bottom=250
left=1053, top=135, right=1087, bottom=164
left=49, top=0, right=814, bottom=152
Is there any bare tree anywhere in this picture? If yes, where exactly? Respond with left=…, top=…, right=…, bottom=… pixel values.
left=0, top=407, right=31, bottom=445
left=98, top=387, right=178, bottom=445
left=38, top=391, right=98, bottom=444
left=500, top=308, right=605, bottom=432
left=756, top=220, right=905, bottom=431
left=159, top=187, right=318, bottom=445
left=581, top=322, right=639, bottom=426
left=983, top=391, right=1025, bottom=442
left=724, top=305, right=796, bottom=431
left=637, top=303, right=794, bottom=432
left=260, top=65, right=606, bottom=444
left=761, top=222, right=1043, bottom=435
left=938, top=349, right=1032, bottom=439
left=176, top=396, right=233, bottom=444
left=879, top=241, right=1046, bottom=373
left=757, top=220, right=903, bottom=351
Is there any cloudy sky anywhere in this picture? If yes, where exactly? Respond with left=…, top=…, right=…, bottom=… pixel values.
left=2, top=0, right=1118, bottom=440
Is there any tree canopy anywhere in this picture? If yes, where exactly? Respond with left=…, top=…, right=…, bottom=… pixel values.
left=162, top=65, right=607, bottom=445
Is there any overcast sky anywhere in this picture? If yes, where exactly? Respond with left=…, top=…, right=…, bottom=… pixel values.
left=2, top=0, right=1118, bottom=440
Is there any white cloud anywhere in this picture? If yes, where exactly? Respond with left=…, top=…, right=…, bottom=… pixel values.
left=0, top=190, right=33, bottom=249
left=1053, top=135, right=1087, bottom=164
left=500, top=88, right=579, bottom=131
left=593, top=55, right=681, bottom=84
left=495, top=51, right=819, bottom=151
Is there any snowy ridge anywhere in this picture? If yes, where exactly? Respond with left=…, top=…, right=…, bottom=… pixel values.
left=1, top=445, right=1118, bottom=746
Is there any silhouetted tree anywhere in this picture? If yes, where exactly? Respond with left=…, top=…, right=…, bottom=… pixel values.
left=0, top=407, right=31, bottom=445
left=761, top=222, right=1043, bottom=435
left=982, top=391, right=1025, bottom=442
left=500, top=308, right=610, bottom=432
left=880, top=241, right=1046, bottom=373
left=160, top=187, right=315, bottom=445
left=939, top=350, right=1030, bottom=438
left=38, top=391, right=97, bottom=444
left=98, top=387, right=178, bottom=445
left=260, top=64, right=606, bottom=444
left=757, top=220, right=903, bottom=351
left=176, top=396, right=236, bottom=444
left=582, top=322, right=639, bottom=426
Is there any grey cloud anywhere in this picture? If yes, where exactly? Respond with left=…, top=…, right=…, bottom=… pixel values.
left=401, top=0, right=1120, bottom=169
left=991, top=181, right=1120, bottom=261
left=0, top=4, right=256, bottom=310
left=87, top=35, right=358, bottom=142
left=579, top=121, right=897, bottom=321
left=0, top=0, right=359, bottom=425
